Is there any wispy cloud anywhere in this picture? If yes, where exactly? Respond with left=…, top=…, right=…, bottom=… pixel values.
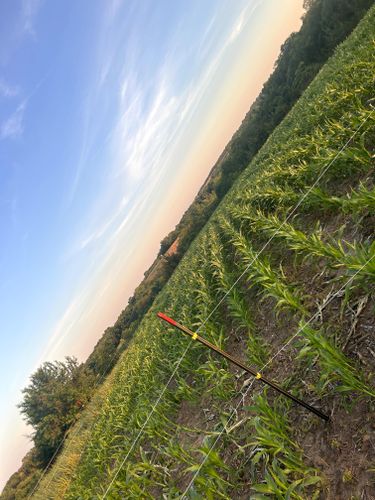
left=67, top=1, right=259, bottom=259
left=1, top=101, right=26, bottom=139
left=0, top=0, right=42, bottom=66
left=0, top=75, right=47, bottom=141
left=113, top=77, right=179, bottom=181
left=228, top=8, right=247, bottom=43
left=0, top=79, right=19, bottom=98
left=37, top=291, right=89, bottom=364
left=65, top=110, right=91, bottom=206
left=21, top=0, right=42, bottom=36
left=66, top=197, right=128, bottom=258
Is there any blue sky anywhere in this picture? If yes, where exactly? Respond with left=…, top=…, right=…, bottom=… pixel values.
left=0, top=0, right=304, bottom=489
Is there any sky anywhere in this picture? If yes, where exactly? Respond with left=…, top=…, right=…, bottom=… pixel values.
left=0, top=0, right=304, bottom=490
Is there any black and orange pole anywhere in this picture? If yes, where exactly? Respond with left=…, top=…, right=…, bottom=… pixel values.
left=157, top=312, right=329, bottom=421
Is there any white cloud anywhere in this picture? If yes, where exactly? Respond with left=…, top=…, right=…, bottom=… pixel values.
left=1, top=101, right=26, bottom=139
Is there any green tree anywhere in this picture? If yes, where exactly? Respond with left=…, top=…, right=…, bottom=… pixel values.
left=18, top=357, right=94, bottom=465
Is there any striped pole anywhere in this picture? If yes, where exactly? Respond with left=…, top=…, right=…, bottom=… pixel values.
left=157, top=312, right=329, bottom=421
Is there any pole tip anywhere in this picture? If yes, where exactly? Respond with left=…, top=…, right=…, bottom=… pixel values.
left=157, top=312, right=177, bottom=326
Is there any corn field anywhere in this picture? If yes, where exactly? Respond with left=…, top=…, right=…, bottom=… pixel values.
left=33, top=8, right=375, bottom=499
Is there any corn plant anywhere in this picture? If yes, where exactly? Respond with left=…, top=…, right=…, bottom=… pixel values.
left=241, top=185, right=299, bottom=212
left=244, top=210, right=375, bottom=281
left=219, top=216, right=307, bottom=315
left=207, top=226, right=268, bottom=366
left=245, top=394, right=322, bottom=499
left=185, top=440, right=232, bottom=499
left=297, top=322, right=375, bottom=398
left=304, top=184, right=375, bottom=214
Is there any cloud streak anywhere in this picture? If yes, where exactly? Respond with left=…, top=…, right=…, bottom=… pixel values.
left=1, top=101, right=26, bottom=139
left=36, top=290, right=90, bottom=365
left=0, top=79, right=19, bottom=98
left=21, top=0, right=42, bottom=36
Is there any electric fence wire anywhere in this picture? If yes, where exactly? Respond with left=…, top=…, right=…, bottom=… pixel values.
left=101, top=108, right=373, bottom=499
left=181, top=252, right=374, bottom=497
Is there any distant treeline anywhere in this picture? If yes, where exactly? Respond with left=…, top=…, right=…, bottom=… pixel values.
left=2, top=0, right=373, bottom=497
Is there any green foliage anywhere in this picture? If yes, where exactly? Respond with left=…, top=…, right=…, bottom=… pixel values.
left=297, top=323, right=375, bottom=397
left=237, top=210, right=375, bottom=281
left=207, top=227, right=268, bottom=366
left=219, top=216, right=307, bottom=315
left=185, top=442, right=232, bottom=499
left=305, top=184, right=375, bottom=214
left=18, top=357, right=95, bottom=465
left=0, top=449, right=42, bottom=500
left=246, top=394, right=322, bottom=499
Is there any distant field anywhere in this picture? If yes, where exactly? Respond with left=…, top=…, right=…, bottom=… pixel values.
left=35, top=7, right=374, bottom=498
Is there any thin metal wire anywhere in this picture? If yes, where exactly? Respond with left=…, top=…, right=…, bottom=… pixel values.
left=102, top=110, right=373, bottom=499
left=181, top=253, right=374, bottom=497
